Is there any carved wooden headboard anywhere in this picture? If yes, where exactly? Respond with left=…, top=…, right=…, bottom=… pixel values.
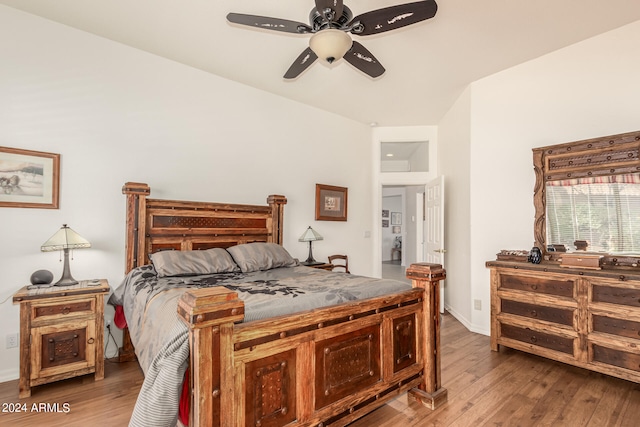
left=122, top=182, right=287, bottom=274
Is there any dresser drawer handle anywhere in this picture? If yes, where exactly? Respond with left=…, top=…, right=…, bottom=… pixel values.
left=62, top=307, right=71, bottom=315
left=530, top=310, right=538, bottom=317
left=87, top=338, right=95, bottom=344
left=530, top=336, right=537, bottom=343
left=531, top=285, right=538, bottom=291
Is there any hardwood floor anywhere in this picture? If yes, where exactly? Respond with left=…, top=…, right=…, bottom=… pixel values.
left=1, top=313, right=638, bottom=426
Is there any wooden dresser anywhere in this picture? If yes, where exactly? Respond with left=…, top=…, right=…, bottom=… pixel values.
left=13, top=280, right=110, bottom=397
left=487, top=261, right=640, bottom=383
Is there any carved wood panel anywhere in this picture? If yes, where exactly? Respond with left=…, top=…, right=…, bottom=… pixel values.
left=40, top=328, right=87, bottom=369
left=393, top=314, right=416, bottom=373
left=245, top=349, right=296, bottom=427
left=314, top=324, right=381, bottom=410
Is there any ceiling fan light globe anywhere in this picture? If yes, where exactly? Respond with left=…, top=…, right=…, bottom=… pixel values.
left=309, top=29, right=352, bottom=63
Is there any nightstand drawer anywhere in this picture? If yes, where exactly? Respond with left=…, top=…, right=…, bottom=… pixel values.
left=31, top=298, right=95, bottom=322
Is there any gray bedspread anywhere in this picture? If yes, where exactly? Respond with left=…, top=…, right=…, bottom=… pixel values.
left=108, top=264, right=411, bottom=427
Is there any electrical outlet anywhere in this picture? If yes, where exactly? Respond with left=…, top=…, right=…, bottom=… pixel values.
left=6, top=333, right=18, bottom=349
left=473, top=299, right=482, bottom=311
left=106, top=319, right=112, bottom=328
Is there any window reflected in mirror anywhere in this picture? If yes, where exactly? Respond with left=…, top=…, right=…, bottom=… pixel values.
left=546, top=173, right=640, bottom=254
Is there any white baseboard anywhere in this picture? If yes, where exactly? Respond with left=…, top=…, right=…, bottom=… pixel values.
left=444, top=304, right=490, bottom=336
left=0, top=368, right=18, bottom=384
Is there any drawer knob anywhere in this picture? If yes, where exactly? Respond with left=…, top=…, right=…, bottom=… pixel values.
left=87, top=338, right=95, bottom=344
left=531, top=285, right=538, bottom=290
left=530, top=310, right=538, bottom=317
left=73, top=352, right=78, bottom=357
left=48, top=338, right=54, bottom=343
left=530, top=336, right=537, bottom=343
left=62, top=307, right=70, bottom=315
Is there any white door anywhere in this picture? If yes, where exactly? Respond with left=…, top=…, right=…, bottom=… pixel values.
left=425, top=176, right=445, bottom=312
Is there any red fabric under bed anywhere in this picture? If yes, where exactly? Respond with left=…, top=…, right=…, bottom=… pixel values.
left=179, top=368, right=190, bottom=425
left=114, top=305, right=190, bottom=425
left=114, top=304, right=127, bottom=329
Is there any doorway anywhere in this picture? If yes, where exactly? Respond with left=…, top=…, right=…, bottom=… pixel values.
left=381, top=184, right=426, bottom=284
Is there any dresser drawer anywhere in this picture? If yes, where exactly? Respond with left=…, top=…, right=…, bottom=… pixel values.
left=592, top=284, right=640, bottom=308
left=501, top=275, right=574, bottom=298
left=592, top=344, right=640, bottom=373
left=500, top=324, right=574, bottom=355
left=31, top=298, right=95, bottom=322
left=592, top=315, right=640, bottom=340
left=501, top=299, right=574, bottom=326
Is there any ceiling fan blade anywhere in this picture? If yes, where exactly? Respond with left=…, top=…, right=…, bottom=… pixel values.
left=284, top=48, right=319, bottom=79
left=315, top=0, right=344, bottom=21
left=227, top=13, right=312, bottom=34
left=343, top=41, right=385, bottom=78
left=349, top=0, right=437, bottom=36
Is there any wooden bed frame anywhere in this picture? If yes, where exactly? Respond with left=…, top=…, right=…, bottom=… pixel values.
left=120, top=182, right=447, bottom=427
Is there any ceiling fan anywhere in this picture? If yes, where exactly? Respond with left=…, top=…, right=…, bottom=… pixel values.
left=227, top=0, right=438, bottom=79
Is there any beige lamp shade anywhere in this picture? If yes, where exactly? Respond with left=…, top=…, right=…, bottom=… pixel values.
left=41, top=224, right=91, bottom=251
left=309, top=29, right=352, bottom=63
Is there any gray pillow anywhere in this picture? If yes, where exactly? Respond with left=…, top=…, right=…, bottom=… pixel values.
left=150, top=248, right=239, bottom=277
left=226, top=242, right=297, bottom=273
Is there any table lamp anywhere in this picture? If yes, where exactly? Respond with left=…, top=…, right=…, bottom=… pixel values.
left=298, top=226, right=323, bottom=265
left=41, top=224, right=91, bottom=286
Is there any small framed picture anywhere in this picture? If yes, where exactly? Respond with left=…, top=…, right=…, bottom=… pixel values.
left=392, top=225, right=401, bottom=234
left=315, top=184, right=348, bottom=221
left=382, top=209, right=389, bottom=218
left=391, top=212, right=402, bottom=225
left=382, top=219, right=389, bottom=228
left=0, top=146, right=60, bottom=209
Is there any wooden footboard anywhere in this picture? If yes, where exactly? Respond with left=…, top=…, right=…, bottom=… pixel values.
left=178, top=263, right=447, bottom=427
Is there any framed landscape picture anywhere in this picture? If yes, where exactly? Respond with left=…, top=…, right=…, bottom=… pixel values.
left=315, top=184, right=348, bottom=221
left=0, top=147, right=60, bottom=209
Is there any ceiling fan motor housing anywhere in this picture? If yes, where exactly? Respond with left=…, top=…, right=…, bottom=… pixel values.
left=309, top=5, right=353, bottom=31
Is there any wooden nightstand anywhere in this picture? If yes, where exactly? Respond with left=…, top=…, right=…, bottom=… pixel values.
left=12, top=280, right=110, bottom=398
left=303, top=262, right=334, bottom=271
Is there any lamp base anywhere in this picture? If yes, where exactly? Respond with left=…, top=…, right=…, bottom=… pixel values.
left=54, top=277, right=79, bottom=287
left=54, top=248, right=79, bottom=286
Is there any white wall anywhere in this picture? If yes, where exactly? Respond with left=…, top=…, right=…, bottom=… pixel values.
left=0, top=6, right=374, bottom=381
left=441, top=19, right=640, bottom=335
left=438, top=87, right=472, bottom=329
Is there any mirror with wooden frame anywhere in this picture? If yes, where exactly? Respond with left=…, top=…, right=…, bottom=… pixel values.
left=533, top=130, right=640, bottom=268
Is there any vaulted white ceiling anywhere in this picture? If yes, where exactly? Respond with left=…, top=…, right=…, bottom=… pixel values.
left=2, top=0, right=640, bottom=126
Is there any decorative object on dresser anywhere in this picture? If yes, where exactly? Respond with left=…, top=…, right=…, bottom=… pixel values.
left=315, top=183, right=348, bottom=221
left=298, top=225, right=324, bottom=265
left=489, top=130, right=640, bottom=384
left=12, top=280, right=110, bottom=398
left=116, top=182, right=447, bottom=427
left=528, top=246, right=542, bottom=264
left=496, top=249, right=529, bottom=262
left=0, top=146, right=60, bottom=209
left=41, top=224, right=91, bottom=286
